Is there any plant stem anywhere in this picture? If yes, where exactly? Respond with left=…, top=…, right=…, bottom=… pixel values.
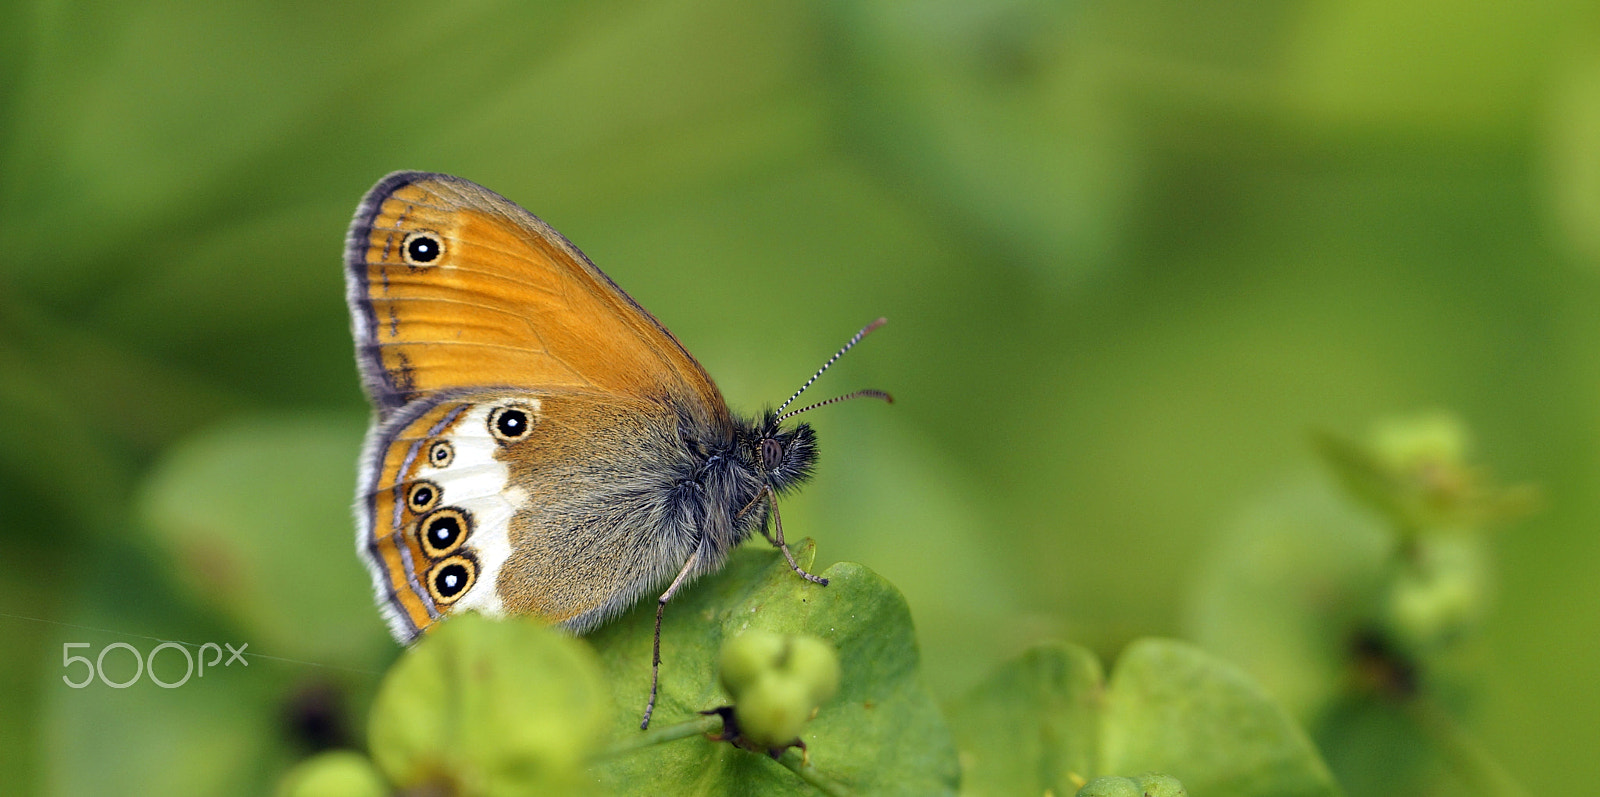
left=777, top=749, right=853, bottom=797
left=1407, top=698, right=1528, bottom=797
left=596, top=713, right=852, bottom=796
left=598, top=714, right=721, bottom=758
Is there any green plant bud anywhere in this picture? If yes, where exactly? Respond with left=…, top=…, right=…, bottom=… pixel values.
left=1075, top=776, right=1142, bottom=797
left=1372, top=413, right=1466, bottom=475
left=718, top=631, right=840, bottom=709
left=736, top=674, right=817, bottom=748
left=1075, top=773, right=1187, bottom=797
left=785, top=635, right=841, bottom=705
left=275, top=750, right=388, bottom=797
left=1385, top=535, right=1487, bottom=651
left=367, top=613, right=608, bottom=797
left=1134, top=773, right=1188, bottom=796
left=719, top=630, right=788, bottom=698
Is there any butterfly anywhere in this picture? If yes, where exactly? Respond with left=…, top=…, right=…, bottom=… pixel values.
left=344, top=172, right=889, bottom=727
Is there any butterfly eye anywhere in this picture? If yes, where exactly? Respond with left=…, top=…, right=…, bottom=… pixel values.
left=401, top=230, right=443, bottom=266
left=760, top=438, right=783, bottom=470
left=406, top=480, right=441, bottom=513
left=488, top=405, right=535, bottom=443
left=418, top=507, right=470, bottom=557
left=427, top=554, right=477, bottom=604
left=428, top=441, right=454, bottom=467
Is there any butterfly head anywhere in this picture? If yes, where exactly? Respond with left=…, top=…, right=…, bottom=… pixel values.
left=750, top=411, right=819, bottom=494
left=744, top=317, right=895, bottom=494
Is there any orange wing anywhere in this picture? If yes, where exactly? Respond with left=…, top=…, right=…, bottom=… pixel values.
left=344, top=171, right=726, bottom=418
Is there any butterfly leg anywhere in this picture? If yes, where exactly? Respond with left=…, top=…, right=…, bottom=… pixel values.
left=767, top=489, right=829, bottom=587
left=733, top=490, right=778, bottom=545
left=642, top=548, right=702, bottom=729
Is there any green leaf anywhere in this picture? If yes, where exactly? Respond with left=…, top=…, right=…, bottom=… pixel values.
left=1077, top=773, right=1188, bottom=797
left=135, top=412, right=393, bottom=669
left=951, top=640, right=1342, bottom=797
left=1103, top=639, right=1341, bottom=797
left=40, top=530, right=312, bottom=797
left=43, top=639, right=293, bottom=797
left=1313, top=415, right=1539, bottom=536
left=949, top=642, right=1102, bottom=797
left=368, top=613, right=609, bottom=797
left=830, top=0, right=1144, bottom=283
left=1189, top=468, right=1519, bottom=795
left=276, top=750, right=387, bottom=797
left=588, top=543, right=959, bottom=796
left=1186, top=480, right=1392, bottom=722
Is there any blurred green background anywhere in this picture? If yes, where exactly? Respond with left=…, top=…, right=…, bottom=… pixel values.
left=4, top=0, right=1599, bottom=794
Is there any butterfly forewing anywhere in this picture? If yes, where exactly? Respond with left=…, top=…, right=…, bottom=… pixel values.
left=345, top=172, right=726, bottom=417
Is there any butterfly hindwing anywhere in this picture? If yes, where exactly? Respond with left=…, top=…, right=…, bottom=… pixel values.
left=358, top=393, right=503, bottom=640
left=357, top=389, right=708, bottom=642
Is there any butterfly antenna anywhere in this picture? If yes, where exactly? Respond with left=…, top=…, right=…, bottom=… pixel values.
left=778, top=389, right=893, bottom=421
left=775, top=317, right=887, bottom=416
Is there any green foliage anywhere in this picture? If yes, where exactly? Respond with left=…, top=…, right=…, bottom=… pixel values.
left=833, top=0, right=1138, bottom=280
left=37, top=415, right=389, bottom=796
left=368, top=614, right=609, bottom=796
left=7, top=0, right=1590, bottom=793
left=949, top=642, right=1101, bottom=793
left=92, top=407, right=1522, bottom=797
left=1076, top=774, right=1188, bottom=797
left=718, top=630, right=790, bottom=696
left=1100, top=641, right=1340, bottom=797
left=1190, top=414, right=1532, bottom=796
left=276, top=751, right=387, bottom=797
left=950, top=641, right=1340, bottom=797
left=135, top=413, right=392, bottom=669
left=1313, top=413, right=1537, bottom=538
left=717, top=631, right=841, bottom=748
left=264, top=546, right=956, bottom=796
left=588, top=545, right=960, bottom=796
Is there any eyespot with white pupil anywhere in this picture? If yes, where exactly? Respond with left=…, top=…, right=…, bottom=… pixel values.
left=418, top=507, right=470, bottom=557
left=406, top=480, right=440, bottom=513
left=427, top=555, right=477, bottom=604
left=488, top=405, right=534, bottom=443
left=428, top=440, right=453, bottom=467
left=401, top=230, right=443, bottom=266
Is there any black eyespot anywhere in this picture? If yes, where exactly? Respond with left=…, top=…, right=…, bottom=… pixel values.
left=418, top=507, right=470, bottom=557
left=401, top=231, right=443, bottom=266
left=407, top=481, right=440, bottom=513
left=428, top=441, right=454, bottom=467
left=427, top=555, right=477, bottom=604
left=488, top=405, right=535, bottom=443
left=496, top=410, right=526, bottom=436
